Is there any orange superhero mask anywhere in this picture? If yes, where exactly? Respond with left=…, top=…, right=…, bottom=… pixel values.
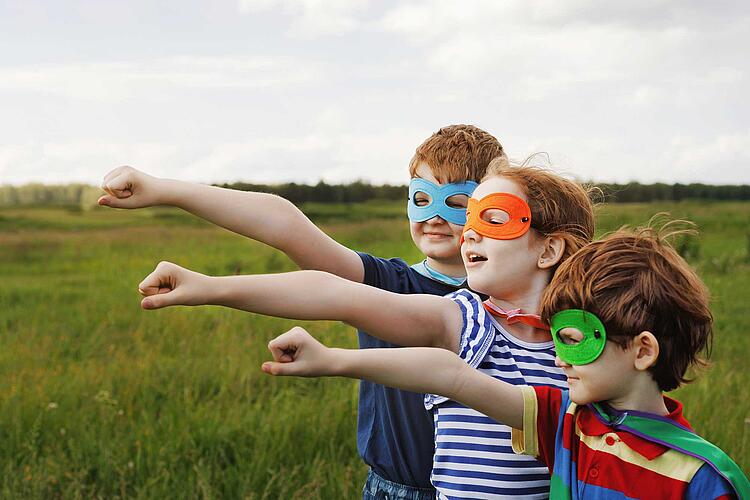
left=461, top=193, right=532, bottom=242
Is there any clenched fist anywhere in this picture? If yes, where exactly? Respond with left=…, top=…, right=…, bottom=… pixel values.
left=99, top=166, right=165, bottom=209
left=138, top=261, right=211, bottom=310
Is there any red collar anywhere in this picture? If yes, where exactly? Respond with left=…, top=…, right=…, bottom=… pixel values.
left=577, top=396, right=692, bottom=460
left=482, top=300, right=550, bottom=331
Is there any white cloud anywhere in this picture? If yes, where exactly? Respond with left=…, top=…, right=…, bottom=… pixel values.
left=659, top=132, right=750, bottom=184
left=0, top=56, right=322, bottom=101
left=0, top=1, right=747, bottom=186
left=0, top=126, right=427, bottom=187
left=380, top=0, right=746, bottom=95
left=0, top=141, right=190, bottom=185
left=238, top=0, right=370, bottom=37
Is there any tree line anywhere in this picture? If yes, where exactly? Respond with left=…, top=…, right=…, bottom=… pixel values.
left=210, top=180, right=750, bottom=204
left=0, top=180, right=748, bottom=208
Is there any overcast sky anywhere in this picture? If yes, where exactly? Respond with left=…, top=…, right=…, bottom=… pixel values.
left=1, top=0, right=748, bottom=186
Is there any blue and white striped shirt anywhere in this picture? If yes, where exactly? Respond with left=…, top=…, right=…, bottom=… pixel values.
left=424, top=290, right=568, bottom=499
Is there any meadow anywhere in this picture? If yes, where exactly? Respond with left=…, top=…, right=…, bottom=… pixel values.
left=0, top=200, right=748, bottom=498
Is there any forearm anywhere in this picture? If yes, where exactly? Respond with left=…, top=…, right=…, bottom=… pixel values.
left=206, top=270, right=458, bottom=349
left=160, top=180, right=364, bottom=279
left=162, top=180, right=315, bottom=253
left=332, top=347, right=524, bottom=429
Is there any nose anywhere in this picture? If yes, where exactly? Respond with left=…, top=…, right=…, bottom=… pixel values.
left=424, top=215, right=447, bottom=225
left=462, top=227, right=481, bottom=242
left=554, top=356, right=571, bottom=368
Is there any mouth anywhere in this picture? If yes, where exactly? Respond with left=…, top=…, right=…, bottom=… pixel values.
left=424, top=232, right=451, bottom=238
left=464, top=250, right=488, bottom=264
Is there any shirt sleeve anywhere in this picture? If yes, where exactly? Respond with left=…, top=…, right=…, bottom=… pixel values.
left=423, top=289, right=495, bottom=409
left=357, top=252, right=410, bottom=291
left=450, top=290, right=495, bottom=367
left=684, top=462, right=738, bottom=500
left=511, top=385, right=564, bottom=469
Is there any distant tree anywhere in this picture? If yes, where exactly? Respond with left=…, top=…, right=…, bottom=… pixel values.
left=1, top=179, right=748, bottom=207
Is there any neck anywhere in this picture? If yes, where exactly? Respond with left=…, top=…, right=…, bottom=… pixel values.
left=490, top=276, right=551, bottom=343
left=606, top=377, right=668, bottom=416
left=424, top=256, right=466, bottom=279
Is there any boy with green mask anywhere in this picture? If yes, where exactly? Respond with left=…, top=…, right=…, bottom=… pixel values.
left=260, top=226, right=749, bottom=499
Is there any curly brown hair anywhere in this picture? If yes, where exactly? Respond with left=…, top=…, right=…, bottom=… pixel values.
left=540, top=223, right=713, bottom=391
left=408, top=124, right=506, bottom=183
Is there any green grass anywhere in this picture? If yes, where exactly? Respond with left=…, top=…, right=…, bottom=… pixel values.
left=0, top=200, right=748, bottom=497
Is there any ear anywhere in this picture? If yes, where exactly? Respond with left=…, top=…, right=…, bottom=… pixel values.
left=632, top=331, right=660, bottom=371
left=537, top=236, right=566, bottom=269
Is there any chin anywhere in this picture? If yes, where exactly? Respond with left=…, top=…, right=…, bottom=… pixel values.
left=421, top=242, right=460, bottom=259
left=567, top=389, right=596, bottom=406
left=465, top=276, right=491, bottom=295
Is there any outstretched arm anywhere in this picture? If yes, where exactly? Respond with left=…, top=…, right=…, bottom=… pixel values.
left=99, top=166, right=364, bottom=281
left=138, top=262, right=463, bottom=351
left=262, top=327, right=525, bottom=430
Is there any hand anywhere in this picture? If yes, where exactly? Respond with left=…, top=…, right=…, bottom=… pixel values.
left=138, top=261, right=211, bottom=309
left=99, top=166, right=163, bottom=208
left=262, top=327, right=336, bottom=377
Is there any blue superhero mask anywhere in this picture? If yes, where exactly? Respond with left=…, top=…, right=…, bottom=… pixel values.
left=407, top=178, right=478, bottom=226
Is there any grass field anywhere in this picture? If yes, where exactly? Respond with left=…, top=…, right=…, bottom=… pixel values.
left=1, top=200, right=748, bottom=498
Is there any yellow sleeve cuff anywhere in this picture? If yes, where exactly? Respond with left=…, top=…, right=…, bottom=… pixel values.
left=511, top=385, right=539, bottom=457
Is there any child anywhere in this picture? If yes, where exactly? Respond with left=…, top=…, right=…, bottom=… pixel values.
left=100, top=125, right=505, bottom=498
left=136, top=161, right=597, bottom=498
left=260, top=227, right=749, bottom=499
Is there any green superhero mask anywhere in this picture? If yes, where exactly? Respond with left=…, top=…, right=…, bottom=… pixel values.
left=550, top=309, right=607, bottom=365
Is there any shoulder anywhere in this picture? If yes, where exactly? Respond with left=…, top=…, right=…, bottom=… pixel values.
left=357, top=251, right=409, bottom=274
left=357, top=252, right=460, bottom=295
left=449, top=290, right=495, bottom=364
left=685, top=462, right=738, bottom=499
left=357, top=252, right=412, bottom=289
left=423, top=290, right=494, bottom=409
left=445, top=289, right=485, bottom=311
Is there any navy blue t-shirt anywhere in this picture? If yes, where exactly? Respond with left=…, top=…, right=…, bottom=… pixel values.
left=356, top=252, right=462, bottom=488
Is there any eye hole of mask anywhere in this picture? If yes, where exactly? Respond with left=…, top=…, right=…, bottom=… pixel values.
left=556, top=327, right=585, bottom=346
left=480, top=208, right=510, bottom=225
left=413, top=191, right=432, bottom=207
left=445, top=193, right=469, bottom=209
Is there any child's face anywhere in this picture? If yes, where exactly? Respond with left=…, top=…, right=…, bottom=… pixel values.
left=461, top=176, right=546, bottom=297
left=408, top=163, right=467, bottom=265
left=554, top=335, right=637, bottom=405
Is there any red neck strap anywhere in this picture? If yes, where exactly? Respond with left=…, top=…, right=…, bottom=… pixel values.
left=482, top=300, right=550, bottom=331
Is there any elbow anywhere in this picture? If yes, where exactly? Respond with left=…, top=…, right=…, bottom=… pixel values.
left=433, top=352, right=473, bottom=401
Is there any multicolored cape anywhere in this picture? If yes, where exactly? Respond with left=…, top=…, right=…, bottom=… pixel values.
left=550, top=401, right=750, bottom=499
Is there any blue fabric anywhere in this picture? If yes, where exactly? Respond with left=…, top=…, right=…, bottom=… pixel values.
left=357, top=252, right=462, bottom=489
left=363, top=469, right=437, bottom=500
left=410, top=260, right=466, bottom=287
left=407, top=178, right=477, bottom=225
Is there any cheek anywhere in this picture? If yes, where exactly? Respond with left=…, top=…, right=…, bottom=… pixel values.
left=448, top=222, right=465, bottom=238
left=487, top=239, right=523, bottom=259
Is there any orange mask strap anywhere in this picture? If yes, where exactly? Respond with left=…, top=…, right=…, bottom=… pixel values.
left=461, top=193, right=532, bottom=242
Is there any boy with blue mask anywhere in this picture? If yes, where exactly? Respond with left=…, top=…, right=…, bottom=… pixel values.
left=100, top=124, right=505, bottom=498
